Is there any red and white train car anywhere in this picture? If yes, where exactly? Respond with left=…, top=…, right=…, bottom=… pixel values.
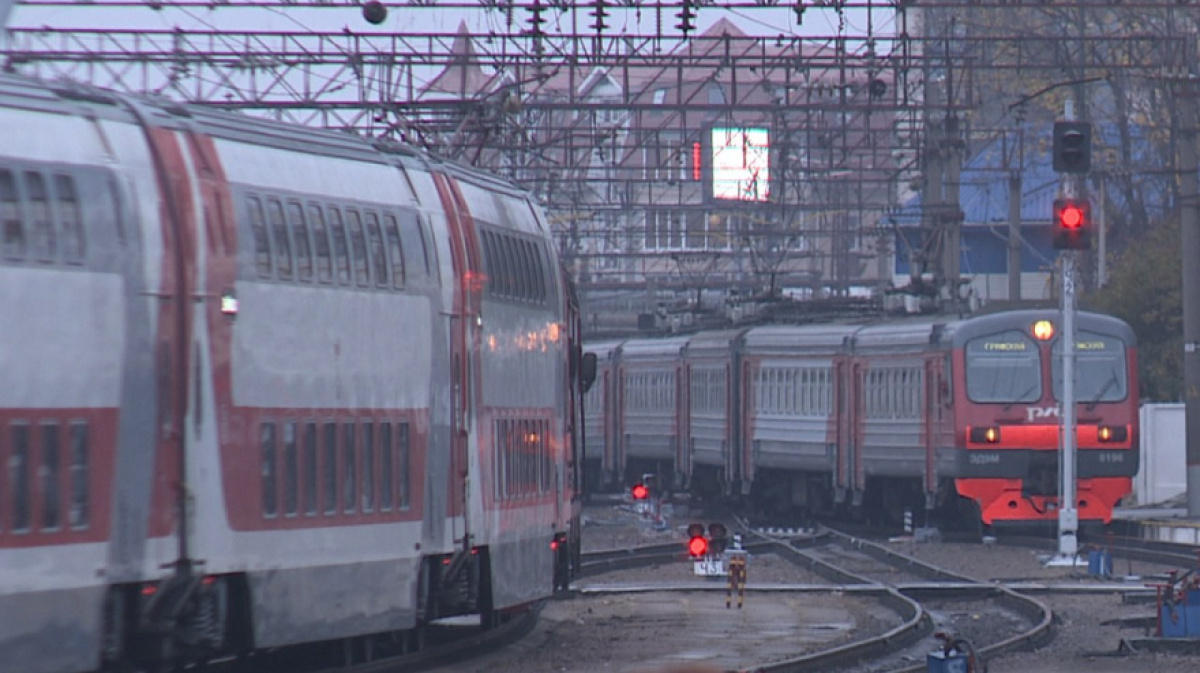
left=0, top=73, right=587, bottom=673
left=591, top=309, right=1138, bottom=531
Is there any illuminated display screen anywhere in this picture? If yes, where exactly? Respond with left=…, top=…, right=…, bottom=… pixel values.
left=709, top=127, right=770, bottom=202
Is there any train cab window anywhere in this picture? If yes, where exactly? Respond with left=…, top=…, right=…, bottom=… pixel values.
left=345, top=209, right=369, bottom=288
left=380, top=422, right=394, bottom=511
left=383, top=214, right=405, bottom=288
left=54, top=176, right=84, bottom=265
left=1, top=170, right=24, bottom=260
left=308, top=204, right=332, bottom=284
left=26, top=172, right=55, bottom=263
left=327, top=207, right=351, bottom=285
left=364, top=211, right=388, bottom=289
left=1052, top=331, right=1128, bottom=404
left=68, top=421, right=89, bottom=530
left=303, top=422, right=318, bottom=516
left=247, top=197, right=272, bottom=278
left=40, top=422, right=61, bottom=531
left=322, top=422, right=337, bottom=515
left=342, top=423, right=357, bottom=513
left=260, top=422, right=278, bottom=517
left=361, top=422, right=375, bottom=513
left=10, top=423, right=31, bottom=533
left=965, top=330, right=1041, bottom=404
left=287, top=202, right=312, bottom=282
left=267, top=199, right=292, bottom=280
left=397, top=422, right=411, bottom=509
left=283, top=422, right=298, bottom=517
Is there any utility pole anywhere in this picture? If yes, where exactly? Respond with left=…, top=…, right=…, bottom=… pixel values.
left=1008, top=166, right=1022, bottom=301
left=1180, top=78, right=1200, bottom=519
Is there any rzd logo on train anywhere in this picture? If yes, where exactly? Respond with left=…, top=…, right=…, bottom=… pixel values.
left=1025, top=406, right=1060, bottom=422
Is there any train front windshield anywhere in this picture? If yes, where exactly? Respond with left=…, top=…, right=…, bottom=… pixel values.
left=965, top=330, right=1041, bottom=403
left=1052, top=331, right=1128, bottom=404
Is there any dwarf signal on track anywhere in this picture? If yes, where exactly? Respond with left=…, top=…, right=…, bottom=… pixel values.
left=686, top=522, right=708, bottom=558
left=631, top=483, right=649, bottom=500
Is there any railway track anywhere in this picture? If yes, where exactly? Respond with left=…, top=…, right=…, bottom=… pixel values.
left=572, top=524, right=1054, bottom=673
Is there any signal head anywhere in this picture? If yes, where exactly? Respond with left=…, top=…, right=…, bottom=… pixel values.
left=687, top=535, right=709, bottom=558
left=1052, top=121, right=1092, bottom=173
left=631, top=483, right=649, bottom=500
left=1052, top=198, right=1092, bottom=250
left=686, top=522, right=706, bottom=539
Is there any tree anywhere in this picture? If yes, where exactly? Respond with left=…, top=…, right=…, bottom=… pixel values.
left=1082, top=219, right=1182, bottom=402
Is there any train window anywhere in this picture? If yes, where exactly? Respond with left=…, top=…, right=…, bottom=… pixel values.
left=322, top=422, right=337, bottom=515
left=965, top=330, right=1041, bottom=404
left=1052, top=331, right=1128, bottom=404
left=364, top=212, right=388, bottom=289
left=346, top=208, right=369, bottom=287
left=287, top=202, right=312, bottom=282
left=397, top=422, right=411, bottom=509
left=361, top=422, right=375, bottom=513
left=55, top=176, right=84, bottom=265
left=383, top=214, right=405, bottom=288
left=480, top=230, right=498, bottom=294
left=513, top=237, right=530, bottom=300
left=283, top=422, right=298, bottom=517
left=267, top=199, right=292, bottom=280
left=415, top=217, right=433, bottom=277
left=303, top=422, right=317, bottom=516
left=41, top=422, right=61, bottom=531
left=248, top=196, right=272, bottom=278
left=505, top=236, right=522, bottom=298
left=308, top=204, right=332, bottom=284
left=260, top=422, right=277, bottom=517
left=327, top=207, right=351, bottom=285
left=380, top=422, right=394, bottom=511
left=10, top=423, right=31, bottom=533
left=68, top=421, right=88, bottom=530
left=398, top=214, right=428, bottom=283
left=109, top=178, right=127, bottom=247
left=1, top=169, right=25, bottom=260
left=531, top=243, right=547, bottom=302
left=342, top=423, right=357, bottom=513
left=26, top=172, right=55, bottom=263
left=521, top=240, right=538, bottom=302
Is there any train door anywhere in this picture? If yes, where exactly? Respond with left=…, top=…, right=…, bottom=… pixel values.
left=431, top=173, right=480, bottom=540
left=127, top=113, right=199, bottom=566
left=923, top=358, right=941, bottom=508
left=676, top=363, right=689, bottom=488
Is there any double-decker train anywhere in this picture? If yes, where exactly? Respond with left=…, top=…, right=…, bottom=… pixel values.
left=0, top=73, right=591, bottom=673
left=585, top=309, right=1139, bottom=530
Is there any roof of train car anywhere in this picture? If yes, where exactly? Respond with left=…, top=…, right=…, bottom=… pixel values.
left=684, top=328, right=749, bottom=356
left=940, top=309, right=1136, bottom=347
left=741, top=322, right=859, bottom=351
left=0, top=72, right=536, bottom=200
left=617, top=335, right=690, bottom=359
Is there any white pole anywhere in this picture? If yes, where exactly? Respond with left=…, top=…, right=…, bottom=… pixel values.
left=1058, top=252, right=1078, bottom=558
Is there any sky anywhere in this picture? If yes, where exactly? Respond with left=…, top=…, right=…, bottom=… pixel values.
left=2, top=2, right=898, bottom=99
left=4, top=2, right=897, bottom=43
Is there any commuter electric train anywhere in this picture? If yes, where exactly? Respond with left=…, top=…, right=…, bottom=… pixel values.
left=0, top=73, right=592, bottom=673
left=584, top=309, right=1139, bottom=529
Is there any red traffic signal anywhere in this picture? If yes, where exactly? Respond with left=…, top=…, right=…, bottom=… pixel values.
left=1052, top=198, right=1091, bottom=250
left=688, top=535, right=709, bottom=557
left=631, top=483, right=649, bottom=500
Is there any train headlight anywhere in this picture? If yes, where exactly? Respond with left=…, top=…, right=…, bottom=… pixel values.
left=1097, top=426, right=1128, bottom=442
left=1031, top=320, right=1054, bottom=341
left=969, top=426, right=1001, bottom=443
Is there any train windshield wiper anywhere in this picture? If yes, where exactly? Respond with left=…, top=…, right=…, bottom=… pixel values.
left=1002, top=381, right=1039, bottom=410
left=1085, top=368, right=1119, bottom=411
